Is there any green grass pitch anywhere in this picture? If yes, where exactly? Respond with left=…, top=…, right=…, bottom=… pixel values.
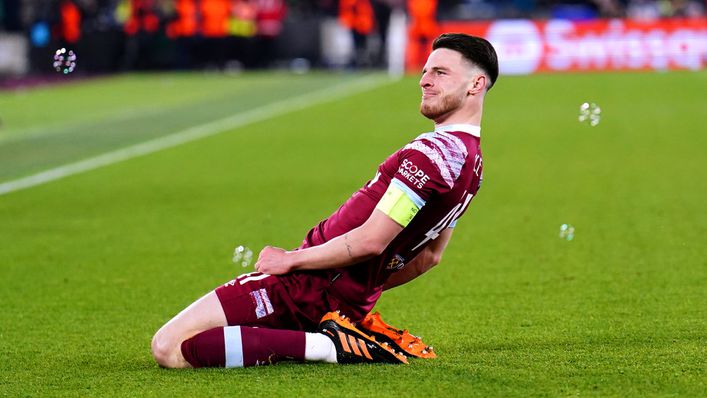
left=0, top=70, right=705, bottom=397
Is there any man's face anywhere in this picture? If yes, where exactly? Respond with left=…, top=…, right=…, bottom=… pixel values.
left=419, top=48, right=473, bottom=121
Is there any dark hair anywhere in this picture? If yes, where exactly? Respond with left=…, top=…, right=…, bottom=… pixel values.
left=432, top=33, right=499, bottom=90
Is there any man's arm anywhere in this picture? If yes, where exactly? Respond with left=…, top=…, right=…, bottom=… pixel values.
left=382, top=227, right=454, bottom=290
left=254, top=209, right=403, bottom=275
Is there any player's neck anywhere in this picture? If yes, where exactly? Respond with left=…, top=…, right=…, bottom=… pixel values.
left=433, top=103, right=483, bottom=128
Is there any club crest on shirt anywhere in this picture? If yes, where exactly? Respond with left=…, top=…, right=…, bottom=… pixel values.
left=387, top=254, right=406, bottom=270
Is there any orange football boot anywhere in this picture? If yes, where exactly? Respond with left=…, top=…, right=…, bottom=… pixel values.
left=318, top=311, right=408, bottom=364
left=359, top=311, right=437, bottom=359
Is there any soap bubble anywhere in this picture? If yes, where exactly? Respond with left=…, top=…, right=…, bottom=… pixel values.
left=53, top=48, right=77, bottom=74
left=559, top=224, right=575, bottom=241
left=290, top=58, right=311, bottom=74
left=578, top=102, right=601, bottom=126
left=232, top=245, right=253, bottom=267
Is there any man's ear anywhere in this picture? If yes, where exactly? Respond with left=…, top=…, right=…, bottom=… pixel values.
left=468, top=74, right=487, bottom=95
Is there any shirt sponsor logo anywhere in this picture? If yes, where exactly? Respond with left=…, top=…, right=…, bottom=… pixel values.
left=387, top=254, right=406, bottom=270
left=398, top=159, right=431, bottom=189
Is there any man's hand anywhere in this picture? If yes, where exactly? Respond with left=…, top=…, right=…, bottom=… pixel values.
left=254, top=246, right=291, bottom=275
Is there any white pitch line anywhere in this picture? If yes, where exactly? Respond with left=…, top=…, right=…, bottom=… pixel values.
left=0, top=74, right=393, bottom=197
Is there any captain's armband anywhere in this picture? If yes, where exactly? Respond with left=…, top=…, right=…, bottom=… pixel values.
left=375, top=179, right=425, bottom=227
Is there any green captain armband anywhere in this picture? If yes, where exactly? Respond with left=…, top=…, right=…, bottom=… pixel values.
left=375, top=181, right=423, bottom=227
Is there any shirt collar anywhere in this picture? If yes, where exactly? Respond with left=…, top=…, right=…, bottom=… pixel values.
left=434, top=124, right=481, bottom=138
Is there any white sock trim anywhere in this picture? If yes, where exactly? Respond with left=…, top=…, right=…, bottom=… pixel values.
left=223, top=326, right=244, bottom=368
left=304, top=332, right=337, bottom=363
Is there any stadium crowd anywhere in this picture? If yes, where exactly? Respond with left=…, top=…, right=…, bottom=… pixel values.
left=0, top=0, right=704, bottom=72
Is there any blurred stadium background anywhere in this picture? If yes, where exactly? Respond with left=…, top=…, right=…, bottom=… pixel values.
left=1, top=1, right=705, bottom=397
left=0, top=0, right=705, bottom=80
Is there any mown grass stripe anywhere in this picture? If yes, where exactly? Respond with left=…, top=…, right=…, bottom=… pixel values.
left=0, top=74, right=393, bottom=196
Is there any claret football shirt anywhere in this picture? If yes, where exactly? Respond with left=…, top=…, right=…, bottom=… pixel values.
left=298, top=124, right=484, bottom=319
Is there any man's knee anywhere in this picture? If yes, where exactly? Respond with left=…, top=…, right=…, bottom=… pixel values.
left=151, top=330, right=188, bottom=369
